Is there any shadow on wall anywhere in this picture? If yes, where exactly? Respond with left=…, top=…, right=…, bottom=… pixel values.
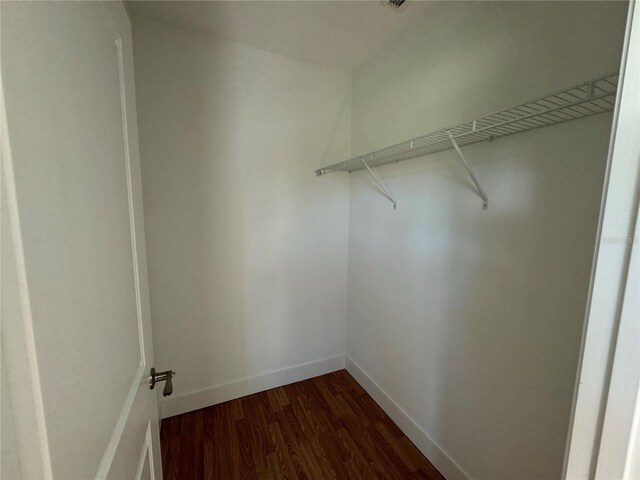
left=353, top=114, right=610, bottom=479
left=139, top=26, right=250, bottom=389
left=433, top=117, right=609, bottom=479
left=347, top=2, right=626, bottom=477
left=133, top=16, right=351, bottom=403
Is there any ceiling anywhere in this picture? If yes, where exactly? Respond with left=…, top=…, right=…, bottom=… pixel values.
left=125, top=1, right=431, bottom=72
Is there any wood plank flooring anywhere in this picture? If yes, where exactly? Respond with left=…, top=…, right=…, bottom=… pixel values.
left=160, top=369, right=445, bottom=479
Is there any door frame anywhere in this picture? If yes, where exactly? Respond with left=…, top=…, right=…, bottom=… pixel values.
left=563, top=0, right=640, bottom=478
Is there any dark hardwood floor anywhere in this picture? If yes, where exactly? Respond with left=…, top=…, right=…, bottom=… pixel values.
left=160, top=369, right=445, bottom=479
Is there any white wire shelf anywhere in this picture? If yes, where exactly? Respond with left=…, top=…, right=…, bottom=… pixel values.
left=316, top=72, right=619, bottom=177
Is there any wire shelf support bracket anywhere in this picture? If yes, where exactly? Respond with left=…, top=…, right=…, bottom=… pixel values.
left=361, top=157, right=397, bottom=209
left=448, top=130, right=488, bottom=210
left=315, top=72, right=619, bottom=210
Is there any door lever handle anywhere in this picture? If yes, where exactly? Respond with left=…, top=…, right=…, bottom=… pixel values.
left=149, top=368, right=175, bottom=397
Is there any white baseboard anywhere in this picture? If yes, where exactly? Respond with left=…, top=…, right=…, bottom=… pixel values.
left=346, top=355, right=472, bottom=480
left=160, top=354, right=345, bottom=418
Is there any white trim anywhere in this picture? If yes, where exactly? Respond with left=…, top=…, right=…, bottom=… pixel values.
left=346, top=355, right=471, bottom=480
left=95, top=3, right=151, bottom=477
left=623, top=389, right=640, bottom=479
left=0, top=74, right=53, bottom=479
left=147, top=420, right=157, bottom=480
left=563, top=1, right=640, bottom=477
left=596, top=203, right=640, bottom=479
left=160, top=355, right=345, bottom=418
left=134, top=422, right=154, bottom=480
left=95, top=363, right=146, bottom=479
left=116, top=35, right=146, bottom=366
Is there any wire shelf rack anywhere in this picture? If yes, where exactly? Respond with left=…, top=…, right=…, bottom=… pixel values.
left=316, top=72, right=619, bottom=176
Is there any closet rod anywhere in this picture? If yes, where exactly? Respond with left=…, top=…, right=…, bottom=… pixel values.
left=316, top=72, right=619, bottom=177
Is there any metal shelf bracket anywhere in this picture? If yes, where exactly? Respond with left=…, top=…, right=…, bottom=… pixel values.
left=362, top=158, right=397, bottom=209
left=315, top=73, right=618, bottom=212
left=315, top=72, right=617, bottom=180
left=447, top=131, right=488, bottom=210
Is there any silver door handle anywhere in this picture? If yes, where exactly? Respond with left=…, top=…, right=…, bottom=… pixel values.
left=149, top=368, right=175, bottom=397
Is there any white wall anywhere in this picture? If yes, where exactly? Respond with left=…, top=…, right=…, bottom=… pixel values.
left=132, top=17, right=351, bottom=417
left=346, top=2, right=628, bottom=479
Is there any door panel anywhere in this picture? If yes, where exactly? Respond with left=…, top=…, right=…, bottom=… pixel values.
left=1, top=2, right=161, bottom=478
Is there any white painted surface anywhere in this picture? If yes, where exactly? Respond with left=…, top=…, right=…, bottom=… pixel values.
left=346, top=356, right=470, bottom=480
left=131, top=17, right=351, bottom=418
left=1, top=2, right=161, bottom=478
left=596, top=207, right=639, bottom=479
left=162, top=355, right=344, bottom=418
left=346, top=2, right=628, bottom=479
left=625, top=386, right=640, bottom=480
left=125, top=0, right=430, bottom=72
left=565, top=2, right=640, bottom=477
left=1, top=178, right=38, bottom=480
left=627, top=405, right=640, bottom=480
left=1, top=357, right=22, bottom=479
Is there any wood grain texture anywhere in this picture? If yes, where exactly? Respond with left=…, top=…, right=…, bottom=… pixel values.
left=160, top=370, right=446, bottom=479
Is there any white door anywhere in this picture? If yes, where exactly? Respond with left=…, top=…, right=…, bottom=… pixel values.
left=1, top=2, right=163, bottom=479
